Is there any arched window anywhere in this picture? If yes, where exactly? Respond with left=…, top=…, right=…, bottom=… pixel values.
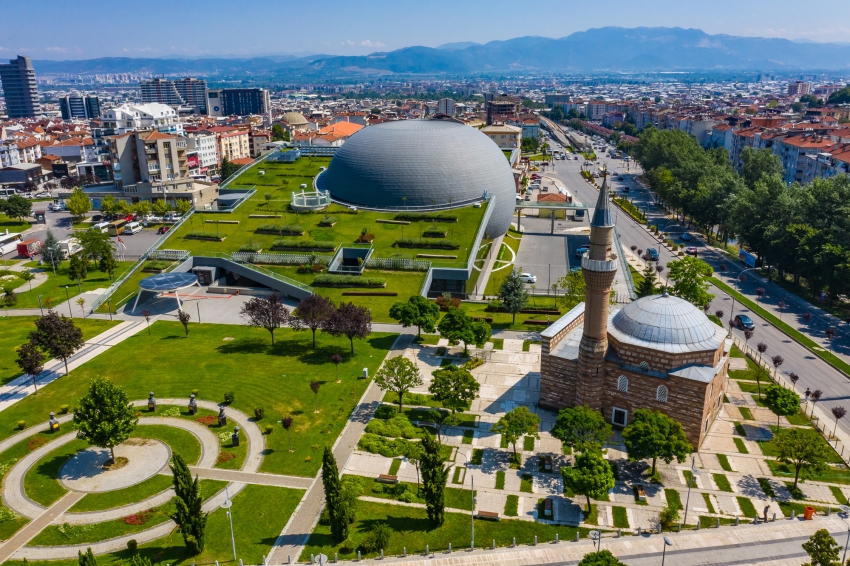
left=639, top=361, right=650, bottom=372
left=656, top=385, right=669, bottom=403
left=617, top=375, right=629, bottom=392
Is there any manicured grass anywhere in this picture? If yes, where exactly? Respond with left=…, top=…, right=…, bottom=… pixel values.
left=787, top=412, right=813, bottom=426
left=759, top=431, right=843, bottom=463
left=730, top=344, right=745, bottom=358
left=381, top=391, right=467, bottom=411
left=490, top=338, right=504, bottom=350
left=0, top=213, right=30, bottom=232
left=778, top=501, right=829, bottom=517
left=734, top=438, right=748, bottom=454
left=784, top=481, right=804, bottom=500
left=701, top=493, right=716, bottom=514
left=0, top=316, right=120, bottom=385
left=612, top=506, right=629, bottom=528
left=766, top=459, right=850, bottom=485
left=733, top=421, right=747, bottom=437
left=0, top=515, right=29, bottom=543
left=713, top=473, right=733, bottom=492
left=389, top=458, right=402, bottom=476
left=522, top=340, right=541, bottom=352
left=712, top=277, right=850, bottom=378
left=665, top=489, right=682, bottom=509
left=583, top=503, right=598, bottom=525
left=0, top=322, right=396, bottom=478
left=683, top=469, right=696, bottom=487
left=471, top=448, right=484, bottom=465
left=520, top=473, right=534, bottom=493
left=739, top=407, right=754, bottom=420
left=716, top=454, right=733, bottom=472
left=832, top=485, right=849, bottom=505
left=24, top=438, right=88, bottom=506
left=357, top=477, right=474, bottom=510
left=736, top=496, right=757, bottom=518
left=462, top=429, right=474, bottom=445
left=413, top=334, right=440, bottom=345
left=757, top=477, right=775, bottom=498
left=523, top=435, right=535, bottom=451
left=302, top=499, right=589, bottom=559
left=505, top=494, right=519, bottom=516
left=12, top=260, right=134, bottom=309
left=452, top=466, right=465, bottom=484
left=495, top=470, right=505, bottom=490
left=484, top=230, right=523, bottom=296
left=461, top=301, right=562, bottom=331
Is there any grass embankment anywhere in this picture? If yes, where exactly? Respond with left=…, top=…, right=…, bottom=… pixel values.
left=0, top=322, right=396, bottom=478
left=0, top=316, right=119, bottom=385
left=484, top=229, right=523, bottom=296
left=11, top=260, right=134, bottom=310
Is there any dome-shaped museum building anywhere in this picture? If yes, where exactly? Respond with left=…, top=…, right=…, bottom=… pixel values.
left=316, top=119, right=517, bottom=237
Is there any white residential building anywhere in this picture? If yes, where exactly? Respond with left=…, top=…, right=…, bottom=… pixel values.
left=99, top=103, right=183, bottom=135
left=186, top=132, right=217, bottom=175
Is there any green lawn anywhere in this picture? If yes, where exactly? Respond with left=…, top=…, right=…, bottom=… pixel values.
left=460, top=301, right=563, bottom=331
left=766, top=459, right=850, bottom=484
left=0, top=322, right=396, bottom=478
left=301, top=500, right=590, bottom=560
left=355, top=477, right=474, bottom=510
left=737, top=496, right=757, bottom=518
left=495, top=470, right=505, bottom=490
left=10, top=484, right=301, bottom=566
left=485, top=229, right=523, bottom=296
left=716, top=454, right=733, bottom=472
left=504, top=494, right=519, bottom=516
left=0, top=316, right=119, bottom=385
left=520, top=473, right=534, bottom=493
left=0, top=213, right=30, bottom=232
left=759, top=431, right=843, bottom=463
left=11, top=260, right=134, bottom=310
left=24, top=438, right=88, bottom=506
left=612, top=506, right=629, bottom=528
left=713, top=473, right=733, bottom=492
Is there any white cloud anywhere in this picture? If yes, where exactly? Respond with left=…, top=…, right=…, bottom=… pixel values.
left=44, top=47, right=69, bottom=53
left=360, top=40, right=385, bottom=48
left=0, top=46, right=9, bottom=51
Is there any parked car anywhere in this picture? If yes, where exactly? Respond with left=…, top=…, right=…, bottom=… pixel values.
left=575, top=246, right=589, bottom=258
left=734, top=315, right=755, bottom=330
left=647, top=248, right=659, bottom=261
left=157, top=225, right=171, bottom=235
left=685, top=246, right=698, bottom=256
left=35, top=191, right=51, bottom=198
left=519, top=273, right=537, bottom=284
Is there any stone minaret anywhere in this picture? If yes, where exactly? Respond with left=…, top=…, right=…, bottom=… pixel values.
left=576, top=171, right=618, bottom=411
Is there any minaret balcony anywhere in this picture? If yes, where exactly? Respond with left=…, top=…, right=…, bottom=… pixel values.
left=581, top=254, right=619, bottom=272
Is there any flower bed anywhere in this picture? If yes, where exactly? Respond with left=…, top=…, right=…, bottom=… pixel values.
left=394, top=238, right=459, bottom=250
left=217, top=451, right=237, bottom=464
left=28, top=436, right=49, bottom=452
left=195, top=415, right=217, bottom=426
left=122, top=508, right=155, bottom=525
left=313, top=275, right=386, bottom=288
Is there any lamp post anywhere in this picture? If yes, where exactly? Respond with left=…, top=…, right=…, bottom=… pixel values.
left=64, top=286, right=72, bottom=317
left=457, top=453, right=475, bottom=549
left=661, top=537, right=673, bottom=566
left=728, top=266, right=760, bottom=328
left=682, top=457, right=701, bottom=527
left=221, top=486, right=237, bottom=560
left=589, top=530, right=601, bottom=552
left=840, top=506, right=850, bottom=565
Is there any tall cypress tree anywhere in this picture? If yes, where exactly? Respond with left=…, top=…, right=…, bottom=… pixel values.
left=420, top=433, right=449, bottom=527
left=78, top=548, right=97, bottom=566
left=322, top=447, right=348, bottom=542
left=170, top=454, right=207, bottom=554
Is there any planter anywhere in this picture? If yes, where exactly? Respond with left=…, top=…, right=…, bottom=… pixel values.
left=186, top=234, right=226, bottom=242
left=256, top=229, right=305, bottom=236
left=249, top=214, right=282, bottom=218
left=342, top=291, right=398, bottom=296
left=272, top=246, right=335, bottom=252
left=417, top=254, right=458, bottom=259
left=376, top=219, right=410, bottom=225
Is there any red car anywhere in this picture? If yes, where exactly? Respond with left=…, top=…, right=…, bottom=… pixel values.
left=124, top=214, right=136, bottom=222
left=531, top=174, right=541, bottom=179
left=157, top=225, right=170, bottom=235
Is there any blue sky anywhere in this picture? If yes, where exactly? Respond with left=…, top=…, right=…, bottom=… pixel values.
left=4, top=0, right=850, bottom=60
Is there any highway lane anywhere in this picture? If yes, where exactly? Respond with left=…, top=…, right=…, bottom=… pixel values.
left=542, top=139, right=850, bottom=443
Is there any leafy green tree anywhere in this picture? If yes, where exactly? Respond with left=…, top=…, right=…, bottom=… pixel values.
left=764, top=384, right=800, bottom=428
left=176, top=199, right=193, bottom=215
left=492, top=406, right=540, bottom=463
left=29, top=310, right=84, bottom=375
left=667, top=256, right=715, bottom=309
left=73, top=377, right=138, bottom=462
left=374, top=356, right=423, bottom=413
left=429, top=365, right=480, bottom=416
left=170, top=453, right=208, bottom=554
left=802, top=528, right=841, bottom=566
left=271, top=123, right=286, bottom=141
left=78, top=227, right=114, bottom=264
left=636, top=262, right=658, bottom=297
left=98, top=252, right=118, bottom=280
left=16, top=341, right=45, bottom=394
left=322, top=447, right=349, bottom=542
left=389, top=295, right=440, bottom=337
left=66, top=187, right=92, bottom=218
left=437, top=307, right=490, bottom=354
left=557, top=270, right=586, bottom=310
left=116, top=199, right=133, bottom=216
left=2, top=283, right=17, bottom=308
left=3, top=194, right=32, bottom=221
left=99, top=194, right=119, bottom=217
left=740, top=147, right=784, bottom=189
left=41, top=230, right=63, bottom=273
left=68, top=254, right=89, bottom=282
left=562, top=449, right=615, bottom=513
left=420, top=432, right=449, bottom=527
left=78, top=548, right=97, bottom=566
left=220, top=157, right=239, bottom=181
left=133, top=200, right=151, bottom=217
left=828, top=85, right=850, bottom=105
left=129, top=554, right=152, bottom=566
left=499, top=268, right=530, bottom=324
left=621, top=409, right=693, bottom=476
left=551, top=405, right=613, bottom=453
left=773, top=428, right=830, bottom=489
left=151, top=199, right=171, bottom=217
left=577, top=550, right=628, bottom=566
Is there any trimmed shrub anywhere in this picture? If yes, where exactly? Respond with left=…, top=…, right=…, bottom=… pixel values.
left=263, top=424, right=274, bottom=435
left=58, top=404, right=70, bottom=414
left=185, top=232, right=225, bottom=241
left=271, top=240, right=335, bottom=250
left=374, top=404, right=398, bottom=420
left=256, top=224, right=305, bottom=235
left=421, top=230, right=447, bottom=238
left=393, top=213, right=458, bottom=223
left=394, top=238, right=459, bottom=250
left=313, top=274, right=386, bottom=287
left=16, top=421, right=25, bottom=430
left=224, top=391, right=235, bottom=404
left=318, top=216, right=337, bottom=226
left=239, top=243, right=262, bottom=252
left=254, top=406, right=265, bottom=420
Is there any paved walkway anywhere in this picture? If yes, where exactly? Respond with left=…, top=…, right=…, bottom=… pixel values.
left=0, top=492, right=86, bottom=563
left=267, top=331, right=416, bottom=565
left=0, top=320, right=146, bottom=414
left=471, top=235, right=504, bottom=300
left=189, top=467, right=313, bottom=490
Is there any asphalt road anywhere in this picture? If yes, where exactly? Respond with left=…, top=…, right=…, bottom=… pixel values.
left=542, top=122, right=850, bottom=443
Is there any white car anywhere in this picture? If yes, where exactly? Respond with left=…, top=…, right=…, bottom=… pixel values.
left=520, top=273, right=537, bottom=284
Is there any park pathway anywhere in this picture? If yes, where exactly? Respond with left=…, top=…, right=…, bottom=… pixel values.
left=0, top=492, right=85, bottom=563
left=266, top=331, right=416, bottom=565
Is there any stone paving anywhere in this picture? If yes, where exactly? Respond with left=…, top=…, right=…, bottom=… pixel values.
left=59, top=440, right=169, bottom=492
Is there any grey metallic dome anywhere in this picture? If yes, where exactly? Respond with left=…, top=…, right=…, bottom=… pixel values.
left=282, top=111, right=308, bottom=126
left=317, top=120, right=517, bottom=236
left=609, top=292, right=726, bottom=354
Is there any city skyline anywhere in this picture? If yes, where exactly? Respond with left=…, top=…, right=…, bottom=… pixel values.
left=4, top=0, right=850, bottom=60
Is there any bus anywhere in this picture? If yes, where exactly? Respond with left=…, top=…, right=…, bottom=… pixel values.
left=0, top=232, right=22, bottom=255
left=107, top=219, right=128, bottom=236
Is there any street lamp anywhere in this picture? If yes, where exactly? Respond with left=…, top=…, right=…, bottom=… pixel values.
left=729, top=267, right=760, bottom=326
left=589, top=530, right=601, bottom=552
left=840, top=506, right=850, bottom=565
left=682, top=457, right=701, bottom=527
left=64, top=286, right=72, bottom=317
left=661, top=537, right=673, bottom=566
left=456, top=453, right=475, bottom=549
left=221, top=486, right=237, bottom=560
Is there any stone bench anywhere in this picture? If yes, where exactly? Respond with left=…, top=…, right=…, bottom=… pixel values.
left=377, top=474, right=399, bottom=484
left=475, top=511, right=500, bottom=521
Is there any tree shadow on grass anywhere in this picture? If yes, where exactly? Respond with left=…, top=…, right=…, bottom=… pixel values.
left=216, top=337, right=273, bottom=355
left=296, top=344, right=352, bottom=366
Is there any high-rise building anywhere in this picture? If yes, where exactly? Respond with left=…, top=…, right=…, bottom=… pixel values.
left=140, top=78, right=207, bottom=114
left=59, top=93, right=101, bottom=120
left=0, top=55, right=42, bottom=118
left=787, top=81, right=811, bottom=97
left=207, top=88, right=271, bottom=123
left=437, top=98, right=456, bottom=116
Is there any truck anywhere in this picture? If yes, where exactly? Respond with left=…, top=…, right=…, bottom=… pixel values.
left=58, top=238, right=82, bottom=259
left=17, top=239, right=42, bottom=257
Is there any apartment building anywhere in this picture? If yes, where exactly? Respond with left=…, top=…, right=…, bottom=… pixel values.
left=481, top=123, right=521, bottom=149
left=437, top=98, right=456, bottom=116
left=0, top=56, right=42, bottom=118
left=140, top=78, right=208, bottom=114
left=186, top=132, right=217, bottom=175
left=787, top=81, right=811, bottom=97
left=205, top=126, right=251, bottom=163
left=99, top=103, right=182, bottom=135
left=207, top=88, right=271, bottom=123
left=771, top=133, right=836, bottom=184
left=59, top=94, right=101, bottom=120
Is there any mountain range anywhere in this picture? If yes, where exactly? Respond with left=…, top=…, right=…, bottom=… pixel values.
left=33, top=27, right=850, bottom=78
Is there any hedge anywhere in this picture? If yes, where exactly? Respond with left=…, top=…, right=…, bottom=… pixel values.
left=186, top=232, right=225, bottom=241
left=394, top=238, right=459, bottom=250
left=394, top=213, right=458, bottom=223
left=422, top=230, right=447, bottom=238
left=313, top=274, right=386, bottom=287
left=271, top=240, right=335, bottom=250
left=256, top=224, right=305, bottom=235
left=342, top=291, right=398, bottom=296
